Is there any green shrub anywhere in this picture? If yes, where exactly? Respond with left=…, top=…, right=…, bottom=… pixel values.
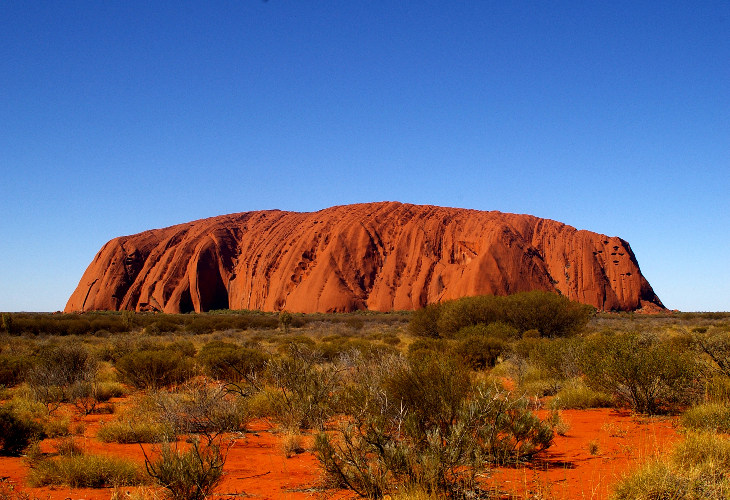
left=275, top=335, right=316, bottom=352
left=451, top=336, right=506, bottom=370
left=0, top=354, right=34, bottom=387
left=455, top=321, right=518, bottom=340
left=503, top=291, right=595, bottom=338
left=115, top=350, right=194, bottom=389
left=611, top=432, right=730, bottom=500
left=266, top=344, right=341, bottom=430
left=410, top=291, right=593, bottom=339
left=406, top=338, right=451, bottom=359
left=27, top=453, right=147, bottom=488
left=511, top=336, right=586, bottom=382
left=681, top=403, right=730, bottom=433
left=408, top=304, right=442, bottom=338
left=0, top=405, right=44, bottom=455
left=318, top=338, right=396, bottom=362
left=316, top=380, right=553, bottom=498
left=581, top=333, right=702, bottom=415
left=145, top=440, right=226, bottom=500
left=198, top=341, right=268, bottom=382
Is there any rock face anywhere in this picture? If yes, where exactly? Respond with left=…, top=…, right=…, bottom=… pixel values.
left=65, top=202, right=664, bottom=314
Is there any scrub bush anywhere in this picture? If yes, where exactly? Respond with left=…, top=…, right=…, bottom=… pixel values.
left=198, top=341, right=268, bottom=382
left=316, top=354, right=553, bottom=497
left=266, top=344, right=341, bottom=430
left=115, top=350, right=194, bottom=389
left=0, top=405, right=44, bottom=455
left=582, top=333, right=702, bottom=414
left=409, top=291, right=593, bottom=339
left=145, top=440, right=227, bottom=500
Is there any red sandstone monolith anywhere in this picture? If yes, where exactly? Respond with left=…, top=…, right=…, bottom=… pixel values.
left=65, top=202, right=663, bottom=313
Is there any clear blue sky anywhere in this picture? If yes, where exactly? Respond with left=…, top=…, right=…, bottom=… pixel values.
left=1, top=1, right=728, bottom=312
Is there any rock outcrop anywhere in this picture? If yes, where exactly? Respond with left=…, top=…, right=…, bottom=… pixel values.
left=65, top=202, right=664, bottom=313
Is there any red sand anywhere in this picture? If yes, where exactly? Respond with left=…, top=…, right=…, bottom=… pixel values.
left=0, top=407, right=677, bottom=500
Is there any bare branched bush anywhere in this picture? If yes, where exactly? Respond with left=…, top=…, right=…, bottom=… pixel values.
left=115, top=349, right=194, bottom=389
left=694, top=327, right=730, bottom=378
left=151, top=379, right=248, bottom=438
left=266, top=343, right=342, bottom=430
left=27, top=344, right=98, bottom=413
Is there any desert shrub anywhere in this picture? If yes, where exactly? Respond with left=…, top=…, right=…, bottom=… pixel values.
left=145, top=319, right=181, bottom=335
left=26, top=344, right=99, bottom=412
left=275, top=335, right=316, bottom=352
left=694, top=328, right=730, bottom=377
left=96, top=381, right=126, bottom=400
left=97, top=420, right=172, bottom=444
left=0, top=354, right=34, bottom=387
left=381, top=333, right=401, bottom=346
left=42, top=415, right=71, bottom=438
left=406, top=338, right=451, bottom=359
left=315, top=380, right=553, bottom=498
left=503, top=291, right=594, bottom=338
left=166, top=340, right=196, bottom=357
left=550, top=378, right=613, bottom=410
left=411, top=292, right=593, bottom=339
left=115, top=350, right=194, bottom=389
left=451, top=336, right=506, bottom=370
left=581, top=333, right=703, bottom=415
left=611, top=432, right=730, bottom=500
left=515, top=336, right=586, bottom=381
left=408, top=304, right=442, bottom=338
left=455, top=321, right=519, bottom=340
left=344, top=317, right=365, bottom=331
left=706, top=375, right=730, bottom=403
left=280, top=430, right=305, bottom=457
left=318, top=338, right=396, bottom=362
left=152, top=380, right=248, bottom=437
left=198, top=341, right=268, bottom=382
left=27, top=453, right=147, bottom=488
left=144, top=440, right=227, bottom=500
left=1, top=313, right=13, bottom=334
left=266, top=344, right=341, bottom=430
left=378, top=355, right=471, bottom=440
left=0, top=405, right=44, bottom=455
left=279, top=311, right=293, bottom=333
left=681, top=403, right=730, bottom=434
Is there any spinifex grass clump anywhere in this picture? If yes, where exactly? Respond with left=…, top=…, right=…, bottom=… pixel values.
left=315, top=353, right=554, bottom=498
left=27, top=453, right=147, bottom=488
left=681, top=402, right=730, bottom=434
left=145, top=439, right=227, bottom=500
left=611, top=432, right=730, bottom=500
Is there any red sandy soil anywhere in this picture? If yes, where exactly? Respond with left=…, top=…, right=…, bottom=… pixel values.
left=0, top=405, right=677, bottom=500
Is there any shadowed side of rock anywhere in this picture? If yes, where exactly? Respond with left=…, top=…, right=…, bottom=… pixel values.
left=65, top=202, right=664, bottom=313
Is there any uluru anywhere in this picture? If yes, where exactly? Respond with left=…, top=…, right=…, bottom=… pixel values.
left=65, top=202, right=664, bottom=314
